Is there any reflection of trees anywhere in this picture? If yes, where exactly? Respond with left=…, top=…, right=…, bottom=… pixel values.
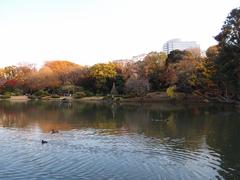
left=0, top=101, right=240, bottom=176
left=0, top=101, right=240, bottom=177
left=0, top=101, right=29, bottom=128
left=205, top=113, right=240, bottom=179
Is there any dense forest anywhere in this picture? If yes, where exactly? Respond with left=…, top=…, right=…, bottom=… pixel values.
left=0, top=7, right=239, bottom=102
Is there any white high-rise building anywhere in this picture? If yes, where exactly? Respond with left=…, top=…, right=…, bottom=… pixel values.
left=163, top=39, right=199, bottom=54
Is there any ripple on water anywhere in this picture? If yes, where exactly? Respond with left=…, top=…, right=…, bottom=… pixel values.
left=0, top=127, right=233, bottom=179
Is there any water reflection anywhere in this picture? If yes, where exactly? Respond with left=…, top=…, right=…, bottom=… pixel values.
left=0, top=101, right=240, bottom=179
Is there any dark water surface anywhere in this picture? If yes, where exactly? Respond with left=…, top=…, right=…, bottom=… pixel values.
left=0, top=101, right=240, bottom=179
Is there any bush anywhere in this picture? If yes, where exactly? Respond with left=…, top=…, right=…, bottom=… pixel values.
left=73, top=92, right=86, bottom=99
left=0, top=94, right=11, bottom=99
left=12, top=89, right=23, bottom=96
left=166, top=86, right=176, bottom=98
left=2, top=91, right=12, bottom=96
left=27, top=95, right=37, bottom=100
left=34, top=90, right=49, bottom=97
left=84, top=90, right=94, bottom=97
left=75, top=86, right=84, bottom=92
left=51, top=94, right=60, bottom=98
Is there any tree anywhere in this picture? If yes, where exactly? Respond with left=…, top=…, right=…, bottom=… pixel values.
left=3, top=79, right=17, bottom=92
left=206, top=45, right=220, bottom=60
left=125, top=75, right=149, bottom=96
left=194, top=56, right=219, bottom=96
left=89, top=63, right=117, bottom=94
left=89, top=63, right=117, bottom=79
left=114, top=75, right=125, bottom=94
left=164, top=49, right=198, bottom=93
left=215, top=7, right=240, bottom=98
left=187, top=48, right=201, bottom=60
left=43, top=60, right=80, bottom=85
left=166, top=50, right=194, bottom=64
left=143, top=52, right=167, bottom=90
left=166, top=59, right=197, bottom=93
left=0, top=68, right=6, bottom=89
left=24, top=67, right=60, bottom=93
left=2, top=66, right=18, bottom=80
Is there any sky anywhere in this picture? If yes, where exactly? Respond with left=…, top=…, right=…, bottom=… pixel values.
left=0, top=0, right=239, bottom=68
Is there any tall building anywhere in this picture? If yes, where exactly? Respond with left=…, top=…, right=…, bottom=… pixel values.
left=163, top=39, right=199, bottom=54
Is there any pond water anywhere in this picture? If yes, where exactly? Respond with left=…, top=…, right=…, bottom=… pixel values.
left=0, top=101, right=240, bottom=179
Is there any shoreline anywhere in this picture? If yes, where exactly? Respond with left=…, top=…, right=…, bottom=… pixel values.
left=1, top=92, right=239, bottom=105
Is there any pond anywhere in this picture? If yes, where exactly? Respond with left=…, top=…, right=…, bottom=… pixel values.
left=0, top=101, right=240, bottom=179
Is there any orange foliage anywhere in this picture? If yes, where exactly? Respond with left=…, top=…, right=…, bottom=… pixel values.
left=43, top=60, right=80, bottom=74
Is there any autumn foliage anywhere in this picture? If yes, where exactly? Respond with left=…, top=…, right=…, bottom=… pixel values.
left=0, top=7, right=239, bottom=102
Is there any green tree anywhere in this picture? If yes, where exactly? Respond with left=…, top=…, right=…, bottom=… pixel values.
left=215, top=7, right=240, bottom=99
left=166, top=50, right=194, bottom=64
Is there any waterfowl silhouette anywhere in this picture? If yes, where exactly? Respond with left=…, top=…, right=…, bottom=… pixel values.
left=41, top=140, right=48, bottom=144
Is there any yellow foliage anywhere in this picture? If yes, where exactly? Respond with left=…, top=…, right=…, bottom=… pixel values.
left=166, top=86, right=176, bottom=98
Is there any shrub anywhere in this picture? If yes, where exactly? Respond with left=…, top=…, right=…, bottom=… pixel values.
left=166, top=86, right=176, bottom=98
left=34, top=90, right=49, bottom=97
left=84, top=90, right=94, bottom=97
left=12, top=89, right=23, bottom=96
left=75, top=86, right=84, bottom=92
left=0, top=94, right=11, bottom=99
left=27, top=95, right=37, bottom=100
left=73, top=92, right=86, bottom=99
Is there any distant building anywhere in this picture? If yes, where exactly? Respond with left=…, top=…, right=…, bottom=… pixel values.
left=163, top=39, right=200, bottom=54
left=132, top=53, right=147, bottom=62
left=112, top=59, right=134, bottom=66
left=112, top=53, right=147, bottom=66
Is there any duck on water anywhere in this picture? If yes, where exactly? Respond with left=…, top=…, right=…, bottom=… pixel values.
left=41, top=140, right=48, bottom=144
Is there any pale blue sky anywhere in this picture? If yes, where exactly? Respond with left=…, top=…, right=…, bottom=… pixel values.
left=0, top=0, right=239, bottom=67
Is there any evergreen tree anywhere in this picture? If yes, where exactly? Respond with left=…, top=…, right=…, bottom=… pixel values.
left=215, top=7, right=240, bottom=99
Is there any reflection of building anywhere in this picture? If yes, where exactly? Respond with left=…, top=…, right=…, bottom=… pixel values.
left=163, top=39, right=199, bottom=54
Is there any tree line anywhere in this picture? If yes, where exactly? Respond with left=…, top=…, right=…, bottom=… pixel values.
left=0, top=7, right=239, bottom=101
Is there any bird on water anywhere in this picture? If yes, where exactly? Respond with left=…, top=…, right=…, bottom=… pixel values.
left=42, top=140, right=48, bottom=144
